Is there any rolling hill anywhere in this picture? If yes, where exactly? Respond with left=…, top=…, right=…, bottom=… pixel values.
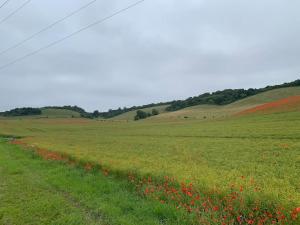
left=148, top=86, right=300, bottom=121
left=110, top=104, right=169, bottom=120
left=98, top=79, right=300, bottom=119
left=106, top=80, right=300, bottom=121
left=1, top=80, right=299, bottom=120
left=41, top=108, right=81, bottom=118
left=0, top=108, right=82, bottom=119
left=237, top=95, right=300, bottom=116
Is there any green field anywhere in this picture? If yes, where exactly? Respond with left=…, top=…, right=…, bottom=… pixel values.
left=0, top=138, right=189, bottom=225
left=0, top=87, right=300, bottom=224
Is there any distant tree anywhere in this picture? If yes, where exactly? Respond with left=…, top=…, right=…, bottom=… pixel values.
left=92, top=110, right=100, bottom=118
left=134, top=110, right=149, bottom=121
left=151, top=109, right=159, bottom=116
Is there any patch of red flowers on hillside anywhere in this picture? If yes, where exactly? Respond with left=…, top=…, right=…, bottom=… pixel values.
left=237, top=96, right=300, bottom=116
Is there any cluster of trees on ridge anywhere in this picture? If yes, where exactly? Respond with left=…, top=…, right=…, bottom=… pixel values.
left=134, top=109, right=159, bottom=121
left=1, top=80, right=299, bottom=118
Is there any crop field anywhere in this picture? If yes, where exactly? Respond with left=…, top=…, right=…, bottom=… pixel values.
left=0, top=99, right=300, bottom=224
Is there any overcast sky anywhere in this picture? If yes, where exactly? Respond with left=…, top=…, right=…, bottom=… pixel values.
left=0, top=0, right=299, bottom=112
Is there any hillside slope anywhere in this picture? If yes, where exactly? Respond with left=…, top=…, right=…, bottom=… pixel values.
left=0, top=109, right=82, bottom=119
left=110, top=105, right=169, bottom=121
left=41, top=108, right=81, bottom=118
left=151, top=87, right=300, bottom=121
left=229, top=86, right=300, bottom=107
left=237, top=96, right=300, bottom=116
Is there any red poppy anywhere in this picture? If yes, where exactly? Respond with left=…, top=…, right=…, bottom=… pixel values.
left=240, top=186, right=244, bottom=192
left=237, top=216, right=242, bottom=223
left=247, top=219, right=254, bottom=224
left=213, top=206, right=219, bottom=211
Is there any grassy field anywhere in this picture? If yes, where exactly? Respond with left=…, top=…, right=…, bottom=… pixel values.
left=0, top=138, right=190, bottom=225
left=1, top=113, right=300, bottom=202
left=0, top=88, right=300, bottom=224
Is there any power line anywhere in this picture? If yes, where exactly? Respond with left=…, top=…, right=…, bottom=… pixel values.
left=0, top=0, right=31, bottom=25
left=0, top=0, right=145, bottom=71
left=0, top=0, right=98, bottom=56
left=0, top=0, right=11, bottom=9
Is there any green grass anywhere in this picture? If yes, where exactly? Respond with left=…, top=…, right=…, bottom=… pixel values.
left=0, top=138, right=191, bottom=225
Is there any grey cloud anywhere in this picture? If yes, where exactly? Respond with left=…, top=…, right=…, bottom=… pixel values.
left=0, top=0, right=299, bottom=111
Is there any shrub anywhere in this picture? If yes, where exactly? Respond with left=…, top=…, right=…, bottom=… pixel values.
left=134, top=110, right=149, bottom=120
left=152, top=109, right=159, bottom=116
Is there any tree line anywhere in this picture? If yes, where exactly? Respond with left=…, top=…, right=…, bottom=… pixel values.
left=0, top=107, right=42, bottom=117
